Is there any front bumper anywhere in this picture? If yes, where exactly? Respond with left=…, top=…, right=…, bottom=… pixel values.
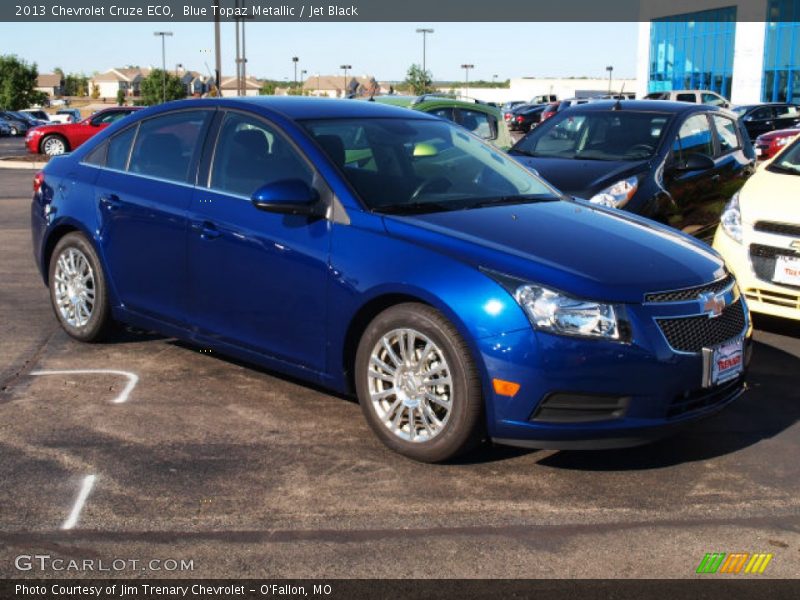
left=477, top=287, right=751, bottom=449
left=713, top=225, right=800, bottom=321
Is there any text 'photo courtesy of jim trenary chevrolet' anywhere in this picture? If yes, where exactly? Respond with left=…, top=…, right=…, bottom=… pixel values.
left=1, top=0, right=800, bottom=597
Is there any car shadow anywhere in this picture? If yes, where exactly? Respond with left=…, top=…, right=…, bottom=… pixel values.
left=752, top=313, right=800, bottom=338
left=533, top=339, right=800, bottom=471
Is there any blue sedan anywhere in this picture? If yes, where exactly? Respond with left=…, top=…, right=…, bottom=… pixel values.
left=31, top=97, right=751, bottom=462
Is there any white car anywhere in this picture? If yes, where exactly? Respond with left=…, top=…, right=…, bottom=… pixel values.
left=20, top=109, right=50, bottom=122
left=713, top=135, right=800, bottom=320
left=645, top=89, right=730, bottom=108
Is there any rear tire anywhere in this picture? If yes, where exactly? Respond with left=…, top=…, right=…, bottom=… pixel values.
left=48, top=232, right=113, bottom=342
left=355, top=303, right=484, bottom=462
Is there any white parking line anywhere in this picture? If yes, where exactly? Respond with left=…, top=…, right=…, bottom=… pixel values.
left=61, top=474, right=96, bottom=530
left=30, top=369, right=139, bottom=404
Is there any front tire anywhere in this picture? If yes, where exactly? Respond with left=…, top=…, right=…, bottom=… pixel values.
left=355, top=303, right=484, bottom=462
left=48, top=232, right=113, bottom=342
left=41, top=135, right=68, bottom=156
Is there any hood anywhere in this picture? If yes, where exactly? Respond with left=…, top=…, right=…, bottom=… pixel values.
left=382, top=200, right=724, bottom=303
left=511, top=155, right=649, bottom=199
left=741, top=167, right=800, bottom=225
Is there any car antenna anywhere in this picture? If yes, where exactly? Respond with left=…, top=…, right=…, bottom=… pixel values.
left=612, top=83, right=626, bottom=110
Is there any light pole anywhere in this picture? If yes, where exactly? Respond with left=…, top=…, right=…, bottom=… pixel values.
left=461, top=63, right=474, bottom=97
left=292, top=56, right=299, bottom=88
left=492, top=74, right=498, bottom=85
left=415, top=28, right=434, bottom=76
left=606, top=65, right=614, bottom=94
left=340, top=64, right=352, bottom=98
left=175, top=63, right=183, bottom=76
left=153, top=31, right=173, bottom=103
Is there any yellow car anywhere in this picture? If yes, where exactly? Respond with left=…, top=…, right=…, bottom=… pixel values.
left=713, top=134, right=800, bottom=320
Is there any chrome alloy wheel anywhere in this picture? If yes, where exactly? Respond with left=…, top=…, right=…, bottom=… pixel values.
left=43, top=137, right=66, bottom=156
left=367, top=328, right=453, bottom=443
left=53, top=248, right=96, bottom=328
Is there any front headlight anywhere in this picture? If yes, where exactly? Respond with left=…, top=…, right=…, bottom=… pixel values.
left=514, top=284, right=623, bottom=340
left=720, top=191, right=743, bottom=243
left=589, top=176, right=638, bottom=209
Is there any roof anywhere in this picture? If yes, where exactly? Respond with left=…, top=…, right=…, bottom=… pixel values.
left=36, top=73, right=62, bottom=88
left=143, top=96, right=443, bottom=121
left=302, top=75, right=377, bottom=92
left=92, top=68, right=149, bottom=82
left=562, top=99, right=722, bottom=114
left=219, top=76, right=262, bottom=90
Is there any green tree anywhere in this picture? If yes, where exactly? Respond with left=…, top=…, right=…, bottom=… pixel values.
left=116, top=89, right=126, bottom=106
left=404, top=64, right=433, bottom=95
left=63, top=73, right=89, bottom=97
left=259, top=81, right=277, bottom=95
left=91, top=83, right=100, bottom=99
left=0, top=55, right=46, bottom=109
left=139, top=69, right=187, bottom=106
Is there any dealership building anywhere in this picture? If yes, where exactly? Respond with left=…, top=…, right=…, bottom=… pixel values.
left=636, top=0, right=800, bottom=104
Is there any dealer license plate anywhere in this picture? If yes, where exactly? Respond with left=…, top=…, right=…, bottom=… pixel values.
left=773, top=254, right=800, bottom=286
left=711, top=337, right=744, bottom=386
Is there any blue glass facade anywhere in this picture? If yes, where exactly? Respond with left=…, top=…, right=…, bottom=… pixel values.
left=763, top=0, right=800, bottom=102
left=648, top=7, right=737, bottom=98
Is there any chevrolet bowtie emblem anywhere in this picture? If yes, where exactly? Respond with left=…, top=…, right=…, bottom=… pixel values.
left=700, top=291, right=726, bottom=318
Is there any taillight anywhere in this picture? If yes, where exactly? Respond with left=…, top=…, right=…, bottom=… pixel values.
left=33, top=171, right=44, bottom=193
left=516, top=115, right=524, bottom=122
left=504, top=112, right=512, bottom=119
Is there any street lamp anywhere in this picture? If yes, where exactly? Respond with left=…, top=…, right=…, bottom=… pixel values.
left=292, top=56, right=299, bottom=88
left=606, top=65, right=614, bottom=94
left=340, top=64, right=352, bottom=98
left=153, top=31, right=173, bottom=103
left=415, top=28, right=434, bottom=76
left=461, top=64, right=474, bottom=96
left=492, top=74, right=498, bottom=85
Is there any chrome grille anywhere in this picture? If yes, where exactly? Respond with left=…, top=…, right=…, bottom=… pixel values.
left=754, top=221, right=800, bottom=237
left=644, top=275, right=734, bottom=303
left=656, top=300, right=746, bottom=353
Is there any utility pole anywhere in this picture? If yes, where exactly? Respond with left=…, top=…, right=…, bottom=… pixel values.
left=340, top=64, right=352, bottom=98
left=292, top=56, right=299, bottom=88
left=241, top=0, right=248, bottom=94
left=415, top=28, right=434, bottom=76
left=606, top=65, right=614, bottom=94
left=461, top=63, right=474, bottom=97
left=153, top=31, right=173, bottom=103
left=213, top=0, right=221, bottom=95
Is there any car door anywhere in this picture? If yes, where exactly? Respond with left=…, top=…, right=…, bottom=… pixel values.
left=187, top=110, right=331, bottom=371
left=705, top=113, right=752, bottom=235
left=94, top=108, right=214, bottom=326
left=661, top=113, right=717, bottom=233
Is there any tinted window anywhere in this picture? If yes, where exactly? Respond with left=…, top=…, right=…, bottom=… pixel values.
left=427, top=107, right=455, bottom=122
left=83, top=141, right=108, bottom=166
left=711, top=115, right=740, bottom=155
left=107, top=125, right=138, bottom=170
left=210, top=112, right=313, bottom=197
left=302, top=118, right=556, bottom=211
left=676, top=93, right=697, bottom=103
left=751, top=106, right=774, bottom=120
left=128, top=110, right=211, bottom=183
left=514, top=111, right=670, bottom=161
left=90, top=110, right=132, bottom=126
left=673, top=114, right=713, bottom=160
left=775, top=105, right=800, bottom=118
left=458, top=108, right=496, bottom=140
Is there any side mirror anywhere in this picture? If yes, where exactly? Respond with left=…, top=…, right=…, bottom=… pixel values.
left=251, top=179, right=322, bottom=216
left=676, top=153, right=715, bottom=172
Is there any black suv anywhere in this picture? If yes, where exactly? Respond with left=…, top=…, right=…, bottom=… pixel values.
left=509, top=100, right=756, bottom=240
left=733, top=103, right=800, bottom=141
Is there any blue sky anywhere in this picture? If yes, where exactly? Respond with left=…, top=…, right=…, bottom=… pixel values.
left=1, top=21, right=638, bottom=81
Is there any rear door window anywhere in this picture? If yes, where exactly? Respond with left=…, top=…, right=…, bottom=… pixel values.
left=750, top=106, right=774, bottom=120
left=711, top=114, right=740, bottom=155
left=775, top=105, right=799, bottom=119
left=676, top=93, right=697, bottom=103
left=457, top=108, right=496, bottom=140
left=673, top=114, right=714, bottom=161
left=107, top=125, right=138, bottom=170
left=128, top=110, right=213, bottom=183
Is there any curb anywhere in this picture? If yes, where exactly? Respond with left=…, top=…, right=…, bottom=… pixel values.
left=0, top=160, right=46, bottom=170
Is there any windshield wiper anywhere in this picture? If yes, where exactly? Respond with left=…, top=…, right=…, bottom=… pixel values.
left=767, top=163, right=800, bottom=176
left=373, top=202, right=456, bottom=215
left=466, top=194, right=560, bottom=209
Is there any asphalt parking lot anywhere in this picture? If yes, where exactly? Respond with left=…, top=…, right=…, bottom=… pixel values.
left=0, top=168, right=799, bottom=579
left=0, top=136, right=28, bottom=159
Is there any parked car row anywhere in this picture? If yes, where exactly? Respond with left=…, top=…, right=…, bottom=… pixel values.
left=25, top=106, right=140, bottom=155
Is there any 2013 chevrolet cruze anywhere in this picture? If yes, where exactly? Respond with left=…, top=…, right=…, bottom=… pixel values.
left=31, top=97, right=752, bottom=462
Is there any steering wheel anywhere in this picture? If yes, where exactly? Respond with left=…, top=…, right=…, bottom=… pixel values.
left=625, top=143, right=655, bottom=157
left=410, top=177, right=451, bottom=201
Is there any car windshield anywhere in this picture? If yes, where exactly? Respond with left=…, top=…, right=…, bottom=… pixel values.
left=512, top=110, right=671, bottom=161
left=301, top=117, right=559, bottom=213
left=768, top=138, right=800, bottom=175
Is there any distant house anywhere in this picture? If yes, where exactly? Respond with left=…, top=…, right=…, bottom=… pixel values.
left=219, top=76, right=262, bottom=97
left=90, top=67, right=151, bottom=98
left=303, top=75, right=378, bottom=98
left=35, top=73, right=64, bottom=97
left=176, top=68, right=213, bottom=96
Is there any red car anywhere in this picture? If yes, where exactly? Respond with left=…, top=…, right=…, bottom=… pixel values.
left=540, top=101, right=560, bottom=122
left=754, top=127, right=800, bottom=160
left=26, top=107, right=141, bottom=156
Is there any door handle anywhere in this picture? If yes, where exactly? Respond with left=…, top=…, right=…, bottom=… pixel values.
left=711, top=174, right=721, bottom=183
left=193, top=220, right=221, bottom=240
left=99, top=193, right=121, bottom=211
